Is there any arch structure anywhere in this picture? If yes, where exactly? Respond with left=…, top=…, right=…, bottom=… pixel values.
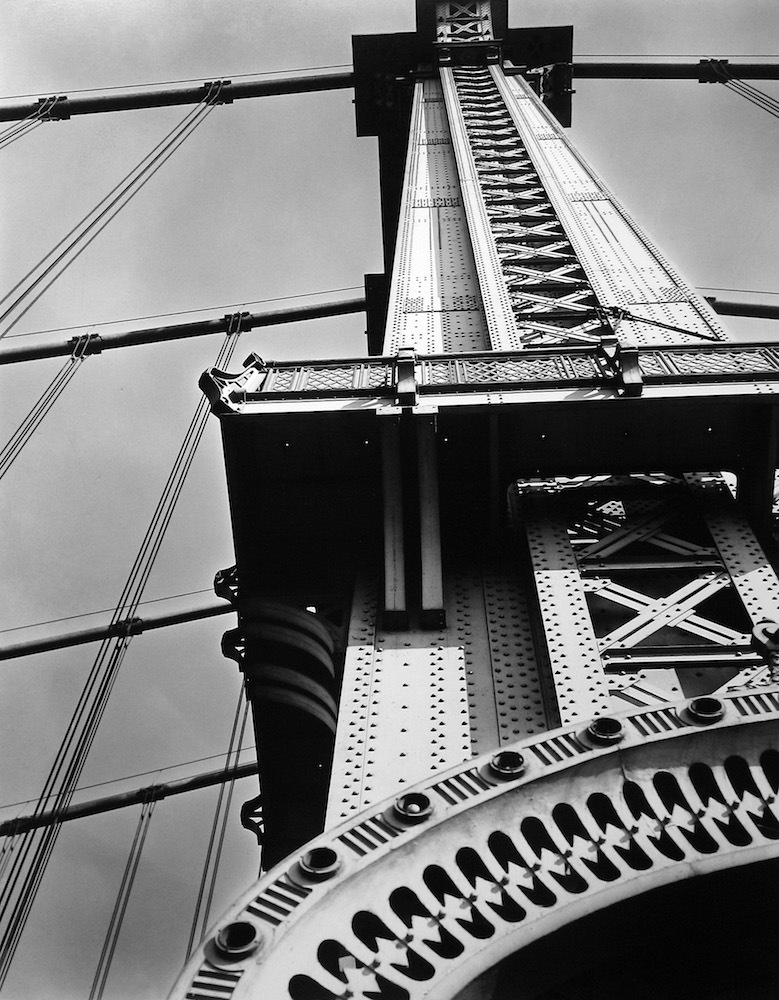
left=169, top=687, right=779, bottom=1000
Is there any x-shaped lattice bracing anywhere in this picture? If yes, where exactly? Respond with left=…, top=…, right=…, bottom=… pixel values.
left=589, top=575, right=747, bottom=651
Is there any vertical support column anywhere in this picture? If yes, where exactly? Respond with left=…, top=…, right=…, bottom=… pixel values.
left=517, top=494, right=611, bottom=725
left=692, top=478, right=779, bottom=624
left=381, top=415, right=407, bottom=628
left=417, top=412, right=445, bottom=628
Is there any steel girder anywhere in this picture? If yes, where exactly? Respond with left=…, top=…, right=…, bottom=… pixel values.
left=513, top=475, right=779, bottom=718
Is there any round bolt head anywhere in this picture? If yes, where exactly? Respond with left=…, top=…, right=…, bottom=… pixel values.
left=214, top=920, right=262, bottom=958
left=688, top=696, right=725, bottom=724
left=299, top=846, right=341, bottom=881
left=587, top=716, right=625, bottom=744
left=393, top=792, right=433, bottom=824
left=488, top=750, right=526, bottom=779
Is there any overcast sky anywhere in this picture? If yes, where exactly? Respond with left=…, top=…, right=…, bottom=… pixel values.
left=0, top=1, right=777, bottom=997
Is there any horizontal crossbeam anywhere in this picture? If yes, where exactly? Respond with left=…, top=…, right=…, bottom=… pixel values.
left=0, top=297, right=367, bottom=365
left=0, top=72, right=356, bottom=122
left=0, top=600, right=234, bottom=661
left=569, top=61, right=779, bottom=81
left=0, top=760, right=259, bottom=836
left=0, top=63, right=776, bottom=123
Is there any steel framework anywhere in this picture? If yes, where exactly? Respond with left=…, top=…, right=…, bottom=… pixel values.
left=170, top=1, right=779, bottom=997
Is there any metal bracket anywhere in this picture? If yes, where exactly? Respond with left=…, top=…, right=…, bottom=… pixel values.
left=394, top=346, right=418, bottom=405
left=240, top=793, right=264, bottom=845
left=214, top=565, right=239, bottom=605
left=598, top=335, right=643, bottom=396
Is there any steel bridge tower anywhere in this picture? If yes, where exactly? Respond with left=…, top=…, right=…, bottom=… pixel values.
left=173, top=2, right=779, bottom=997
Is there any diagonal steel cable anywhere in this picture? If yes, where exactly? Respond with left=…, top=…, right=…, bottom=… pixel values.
left=0, top=313, right=244, bottom=988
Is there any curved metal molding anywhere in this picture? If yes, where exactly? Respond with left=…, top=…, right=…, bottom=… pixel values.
left=169, top=689, right=779, bottom=1000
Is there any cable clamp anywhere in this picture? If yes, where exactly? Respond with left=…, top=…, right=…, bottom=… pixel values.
left=38, top=95, right=70, bottom=120
left=223, top=311, right=250, bottom=336
left=202, top=79, right=233, bottom=105
left=699, top=58, right=729, bottom=84
left=67, top=332, right=103, bottom=357
left=111, top=616, right=144, bottom=638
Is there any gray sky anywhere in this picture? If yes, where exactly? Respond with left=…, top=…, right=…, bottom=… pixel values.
left=0, top=1, right=777, bottom=997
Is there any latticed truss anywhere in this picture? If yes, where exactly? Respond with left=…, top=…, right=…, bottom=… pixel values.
left=452, top=66, right=607, bottom=347
left=513, top=475, right=779, bottom=724
left=435, top=1, right=494, bottom=43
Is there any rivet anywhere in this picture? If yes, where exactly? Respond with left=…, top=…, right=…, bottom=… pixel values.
left=586, top=717, right=624, bottom=744
left=688, top=696, right=725, bottom=724
left=299, top=846, right=341, bottom=881
left=214, top=920, right=262, bottom=958
left=488, top=750, right=526, bottom=779
left=393, top=792, right=433, bottom=824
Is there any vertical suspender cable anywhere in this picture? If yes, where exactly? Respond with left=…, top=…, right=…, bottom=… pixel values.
left=199, top=697, right=251, bottom=940
left=712, top=62, right=779, bottom=119
left=184, top=686, right=250, bottom=960
left=88, top=796, right=157, bottom=1000
left=0, top=314, right=245, bottom=989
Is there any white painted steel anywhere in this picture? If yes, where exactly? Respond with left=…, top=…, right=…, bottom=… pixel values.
left=440, top=67, right=521, bottom=350
left=171, top=692, right=779, bottom=1000
left=383, top=79, right=489, bottom=355
left=496, top=67, right=731, bottom=347
left=522, top=510, right=612, bottom=723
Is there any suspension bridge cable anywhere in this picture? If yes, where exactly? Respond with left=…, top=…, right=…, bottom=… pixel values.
left=0, top=99, right=54, bottom=150
left=199, top=700, right=251, bottom=941
left=0, top=94, right=208, bottom=316
left=8, top=285, right=364, bottom=339
left=0, top=64, right=354, bottom=101
left=0, top=118, right=41, bottom=151
left=0, top=745, right=259, bottom=813
left=0, top=82, right=223, bottom=339
left=724, top=79, right=779, bottom=118
left=0, top=317, right=245, bottom=988
left=0, top=334, right=90, bottom=481
left=712, top=61, right=779, bottom=119
left=0, top=587, right=216, bottom=634
left=88, top=797, right=156, bottom=1000
left=185, top=688, right=248, bottom=960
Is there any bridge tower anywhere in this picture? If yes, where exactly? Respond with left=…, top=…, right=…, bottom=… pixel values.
left=173, top=2, right=779, bottom=997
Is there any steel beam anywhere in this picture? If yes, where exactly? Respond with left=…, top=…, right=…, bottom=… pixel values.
left=0, top=297, right=367, bottom=365
left=0, top=761, right=259, bottom=836
left=570, top=61, right=779, bottom=81
left=708, top=298, right=779, bottom=321
left=0, top=72, right=356, bottom=123
left=1, top=63, right=775, bottom=125
left=417, top=414, right=445, bottom=625
left=0, top=600, right=234, bottom=661
left=380, top=416, right=407, bottom=625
